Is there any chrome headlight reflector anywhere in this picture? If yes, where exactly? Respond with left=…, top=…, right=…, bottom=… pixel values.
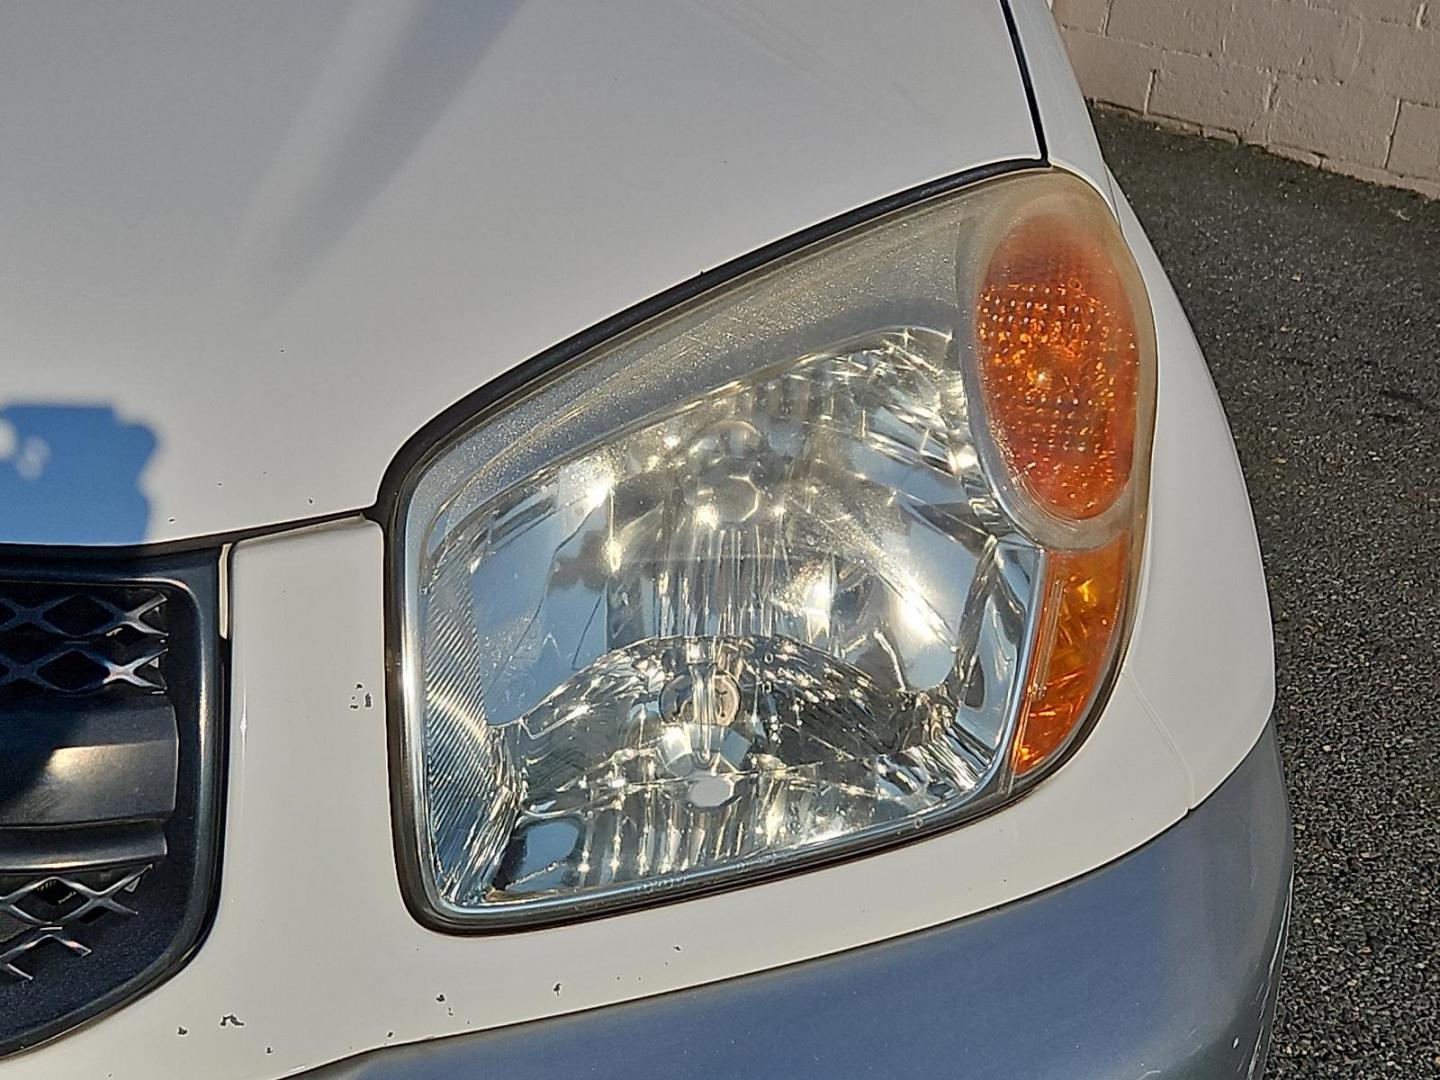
left=395, top=171, right=1155, bottom=928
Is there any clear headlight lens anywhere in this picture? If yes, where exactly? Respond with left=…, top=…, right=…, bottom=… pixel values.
left=395, top=170, right=1155, bottom=928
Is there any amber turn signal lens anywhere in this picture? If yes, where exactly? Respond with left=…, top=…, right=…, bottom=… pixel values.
left=966, top=176, right=1154, bottom=778
left=975, top=213, right=1141, bottom=522
left=1012, top=536, right=1129, bottom=774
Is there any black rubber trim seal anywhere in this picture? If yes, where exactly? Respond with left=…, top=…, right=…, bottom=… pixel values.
left=368, top=158, right=1044, bottom=524
left=999, top=0, right=1049, bottom=161
left=0, top=551, right=226, bottom=1057
left=0, top=512, right=358, bottom=564
left=370, top=157, right=1067, bottom=935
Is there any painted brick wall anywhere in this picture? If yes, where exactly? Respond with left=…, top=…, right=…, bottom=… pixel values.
left=1054, top=0, right=1440, bottom=198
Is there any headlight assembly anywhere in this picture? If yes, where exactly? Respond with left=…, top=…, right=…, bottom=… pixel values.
left=392, top=170, right=1156, bottom=929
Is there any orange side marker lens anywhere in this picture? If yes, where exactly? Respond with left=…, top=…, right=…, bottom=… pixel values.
left=1012, top=535, right=1129, bottom=774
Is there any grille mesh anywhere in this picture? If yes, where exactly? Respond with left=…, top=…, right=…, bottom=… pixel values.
left=0, top=866, right=151, bottom=981
left=0, top=583, right=167, bottom=699
left=0, top=583, right=168, bottom=985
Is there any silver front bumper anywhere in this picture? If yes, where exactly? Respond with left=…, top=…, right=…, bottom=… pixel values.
left=306, top=727, right=1293, bottom=1080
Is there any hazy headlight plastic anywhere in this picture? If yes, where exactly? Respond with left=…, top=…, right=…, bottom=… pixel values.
left=394, top=171, right=1155, bottom=928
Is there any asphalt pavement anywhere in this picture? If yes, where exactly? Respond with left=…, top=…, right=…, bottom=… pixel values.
left=1093, top=108, right=1439, bottom=1078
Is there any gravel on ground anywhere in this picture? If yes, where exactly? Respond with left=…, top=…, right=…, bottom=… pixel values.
left=1094, top=107, right=1440, bottom=1079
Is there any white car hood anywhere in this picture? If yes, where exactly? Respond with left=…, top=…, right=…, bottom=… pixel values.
left=0, top=0, right=1038, bottom=546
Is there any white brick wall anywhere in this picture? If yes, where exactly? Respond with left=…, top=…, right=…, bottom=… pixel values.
left=1053, top=0, right=1440, bottom=198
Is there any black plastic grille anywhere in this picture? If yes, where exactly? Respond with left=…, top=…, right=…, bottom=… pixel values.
left=0, top=583, right=168, bottom=700
left=0, top=557, right=222, bottom=1056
